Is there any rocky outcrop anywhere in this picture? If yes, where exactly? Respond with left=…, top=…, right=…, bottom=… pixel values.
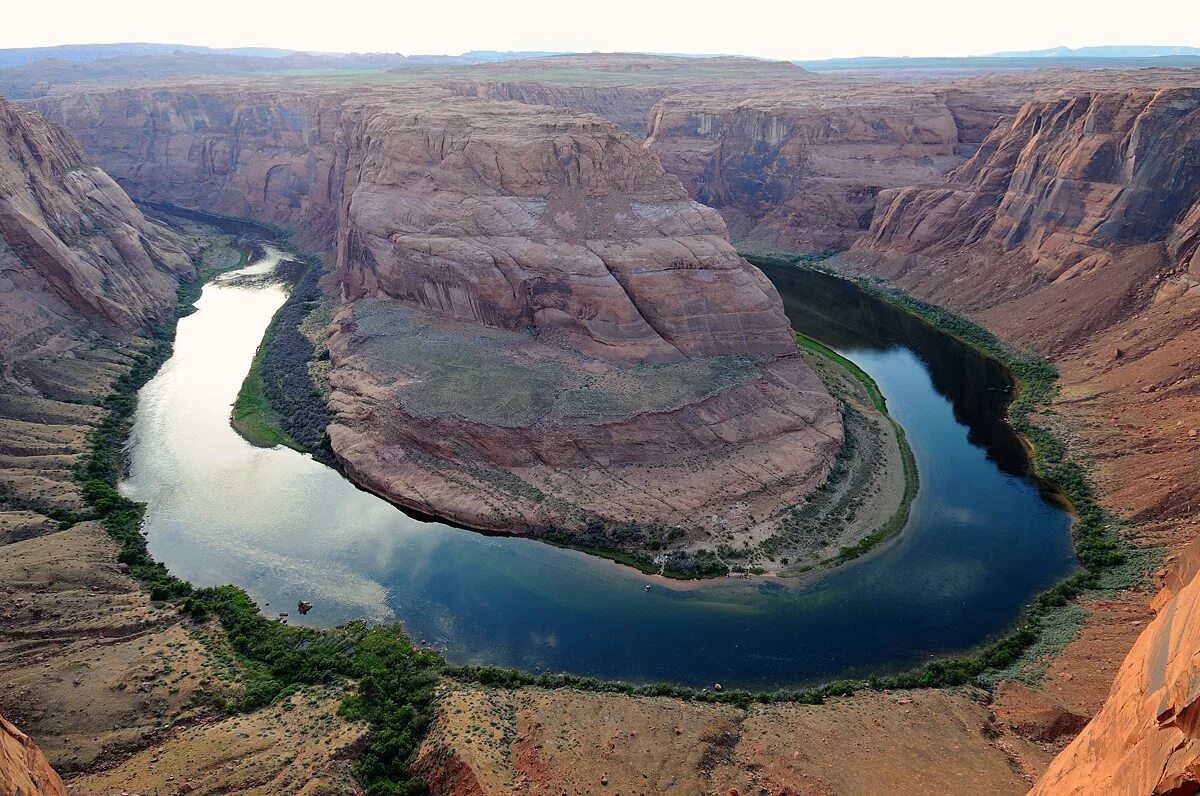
left=435, top=53, right=810, bottom=137
left=0, top=96, right=192, bottom=392
left=858, top=89, right=1200, bottom=279
left=38, top=82, right=844, bottom=556
left=1032, top=533, right=1200, bottom=795
left=440, top=80, right=674, bottom=137
left=838, top=84, right=1200, bottom=794
left=643, top=87, right=966, bottom=251
left=0, top=713, right=64, bottom=796
left=327, top=99, right=843, bottom=545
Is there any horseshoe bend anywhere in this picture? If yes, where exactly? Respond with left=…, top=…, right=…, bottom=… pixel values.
left=0, top=33, right=1199, bottom=796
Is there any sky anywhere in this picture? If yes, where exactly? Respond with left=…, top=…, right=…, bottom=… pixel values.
left=2, top=0, right=1198, bottom=61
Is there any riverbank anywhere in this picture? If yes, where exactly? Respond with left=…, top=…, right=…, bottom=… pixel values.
left=792, top=334, right=919, bottom=570
left=230, top=248, right=337, bottom=461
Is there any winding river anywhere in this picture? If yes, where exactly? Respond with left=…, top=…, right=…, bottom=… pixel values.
left=121, top=244, right=1076, bottom=689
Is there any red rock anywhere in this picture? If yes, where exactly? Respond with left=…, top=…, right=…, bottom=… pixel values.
left=0, top=97, right=192, bottom=389
left=0, top=712, right=66, bottom=796
left=39, top=82, right=844, bottom=546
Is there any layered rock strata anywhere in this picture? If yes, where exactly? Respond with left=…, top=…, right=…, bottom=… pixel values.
left=0, top=96, right=192, bottom=393
left=835, top=85, right=1200, bottom=793
left=38, top=83, right=845, bottom=558
left=643, top=87, right=967, bottom=251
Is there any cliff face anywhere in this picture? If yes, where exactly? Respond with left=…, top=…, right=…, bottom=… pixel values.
left=1032, top=533, right=1200, bottom=796
left=859, top=89, right=1200, bottom=281
left=39, top=83, right=843, bottom=553
left=36, top=87, right=347, bottom=250
left=0, top=713, right=65, bottom=796
left=643, top=88, right=969, bottom=251
left=440, top=80, right=673, bottom=136
left=0, top=96, right=192, bottom=392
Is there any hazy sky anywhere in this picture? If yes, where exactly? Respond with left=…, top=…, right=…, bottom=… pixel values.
left=3, top=0, right=1198, bottom=60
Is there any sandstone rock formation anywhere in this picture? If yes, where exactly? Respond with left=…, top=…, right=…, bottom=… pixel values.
left=0, top=713, right=64, bottom=796
left=644, top=86, right=967, bottom=251
left=0, top=96, right=192, bottom=395
left=857, top=88, right=1200, bottom=288
left=38, top=82, right=845, bottom=563
left=435, top=53, right=810, bottom=136
left=1031, top=534, right=1200, bottom=795
left=327, top=100, right=843, bottom=546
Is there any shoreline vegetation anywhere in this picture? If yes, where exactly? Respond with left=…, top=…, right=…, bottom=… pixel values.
left=230, top=249, right=337, bottom=462
left=792, top=333, right=920, bottom=571
left=72, top=213, right=1147, bottom=792
left=744, top=249, right=1157, bottom=680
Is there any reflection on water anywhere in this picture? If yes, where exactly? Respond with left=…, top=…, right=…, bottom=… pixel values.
left=122, top=250, right=1077, bottom=689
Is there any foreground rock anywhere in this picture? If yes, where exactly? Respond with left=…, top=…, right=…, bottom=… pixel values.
left=1032, top=535, right=1200, bottom=795
left=0, top=712, right=64, bottom=796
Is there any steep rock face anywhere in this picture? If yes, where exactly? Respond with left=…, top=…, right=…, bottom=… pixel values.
left=327, top=100, right=842, bottom=540
left=440, top=80, right=673, bottom=137
left=434, top=53, right=812, bottom=137
left=0, top=713, right=65, bottom=796
left=39, top=83, right=843, bottom=549
left=35, top=87, right=347, bottom=250
left=856, top=89, right=1200, bottom=288
left=0, top=97, right=192, bottom=393
left=841, top=85, right=1200, bottom=794
left=643, top=88, right=966, bottom=251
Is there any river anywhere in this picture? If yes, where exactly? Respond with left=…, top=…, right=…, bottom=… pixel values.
left=120, top=244, right=1076, bottom=689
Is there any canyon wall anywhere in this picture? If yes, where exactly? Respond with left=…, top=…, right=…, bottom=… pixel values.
left=642, top=87, right=971, bottom=251
left=439, top=80, right=672, bottom=136
left=0, top=96, right=192, bottom=392
left=35, top=86, right=348, bottom=249
left=838, top=85, right=1200, bottom=794
left=37, top=83, right=844, bottom=557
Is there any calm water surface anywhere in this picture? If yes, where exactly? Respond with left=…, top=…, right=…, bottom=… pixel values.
left=122, top=249, right=1076, bottom=689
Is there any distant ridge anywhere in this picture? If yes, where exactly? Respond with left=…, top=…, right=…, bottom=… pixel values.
left=795, top=53, right=1200, bottom=71
left=988, top=45, right=1200, bottom=58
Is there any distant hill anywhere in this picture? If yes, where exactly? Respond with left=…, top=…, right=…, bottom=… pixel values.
left=989, top=45, right=1200, bottom=58
left=795, top=53, right=1200, bottom=72
left=0, top=45, right=559, bottom=99
left=0, top=42, right=301, bottom=69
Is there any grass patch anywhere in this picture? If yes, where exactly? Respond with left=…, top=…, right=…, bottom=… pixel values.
left=229, top=305, right=307, bottom=452
left=796, top=333, right=886, bottom=413
left=230, top=248, right=335, bottom=462
left=231, top=325, right=299, bottom=450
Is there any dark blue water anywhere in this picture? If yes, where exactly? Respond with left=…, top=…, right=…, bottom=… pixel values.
left=123, top=254, right=1077, bottom=689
